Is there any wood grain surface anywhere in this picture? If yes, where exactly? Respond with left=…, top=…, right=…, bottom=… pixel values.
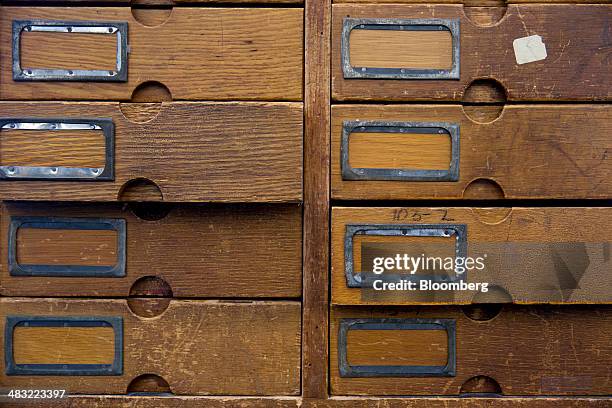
left=1, top=7, right=303, bottom=101
left=303, top=0, right=331, bottom=397
left=331, top=305, right=612, bottom=395
left=332, top=207, right=612, bottom=305
left=1, top=202, right=302, bottom=297
left=332, top=4, right=612, bottom=101
left=1, top=298, right=301, bottom=395
left=349, top=29, right=453, bottom=70
left=332, top=105, right=611, bottom=199
left=0, top=102, right=303, bottom=202
left=304, top=397, right=612, bottom=407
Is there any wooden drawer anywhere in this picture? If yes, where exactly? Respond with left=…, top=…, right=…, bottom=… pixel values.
left=0, top=202, right=302, bottom=298
left=0, top=298, right=301, bottom=395
left=1, top=7, right=303, bottom=101
left=331, top=305, right=612, bottom=396
left=0, top=102, right=302, bottom=202
left=332, top=207, right=612, bottom=305
left=331, top=105, right=611, bottom=200
left=332, top=4, right=612, bottom=101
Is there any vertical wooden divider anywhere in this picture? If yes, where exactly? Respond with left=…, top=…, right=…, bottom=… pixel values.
left=303, top=0, right=331, bottom=399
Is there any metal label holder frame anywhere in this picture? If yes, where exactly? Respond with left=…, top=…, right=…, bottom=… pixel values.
left=342, top=18, right=460, bottom=80
left=0, top=118, right=115, bottom=181
left=341, top=121, right=460, bottom=181
left=344, top=223, right=467, bottom=288
left=5, top=315, right=123, bottom=376
left=8, top=216, right=126, bottom=277
left=12, top=20, right=128, bottom=82
left=338, top=318, right=456, bottom=377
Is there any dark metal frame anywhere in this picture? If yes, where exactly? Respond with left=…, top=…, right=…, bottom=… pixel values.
left=5, top=315, right=123, bottom=376
left=338, top=318, right=456, bottom=377
left=8, top=216, right=126, bottom=277
left=0, top=118, right=115, bottom=181
left=341, top=18, right=460, bottom=79
left=344, top=223, right=467, bottom=288
left=341, top=120, right=460, bottom=181
left=12, top=20, right=128, bottom=82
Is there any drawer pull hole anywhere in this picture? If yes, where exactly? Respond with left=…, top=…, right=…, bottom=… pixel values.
left=461, top=304, right=503, bottom=322
left=463, top=178, right=505, bottom=199
left=128, top=276, right=172, bottom=318
left=118, top=178, right=163, bottom=202
left=127, top=374, right=173, bottom=395
left=460, top=375, right=502, bottom=395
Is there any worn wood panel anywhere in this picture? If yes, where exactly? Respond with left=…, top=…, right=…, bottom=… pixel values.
left=17, top=227, right=118, bottom=266
left=333, top=0, right=608, bottom=3
left=332, top=4, right=612, bottom=101
left=304, top=397, right=612, bottom=407
left=1, top=7, right=303, bottom=101
left=349, top=30, right=453, bottom=69
left=303, top=0, right=331, bottom=396
left=0, top=102, right=303, bottom=202
left=1, top=397, right=610, bottom=408
left=331, top=305, right=612, bottom=395
left=13, top=327, right=115, bottom=365
left=5, top=0, right=302, bottom=4
left=1, top=202, right=302, bottom=297
left=332, top=207, right=612, bottom=305
left=332, top=105, right=611, bottom=199
left=0, top=396, right=302, bottom=408
left=0, top=129, right=107, bottom=168
left=346, top=329, right=448, bottom=366
left=0, top=298, right=301, bottom=395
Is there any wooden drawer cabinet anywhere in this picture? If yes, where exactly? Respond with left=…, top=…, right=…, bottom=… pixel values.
left=331, top=305, right=612, bottom=396
left=0, top=298, right=301, bottom=395
left=331, top=105, right=611, bottom=200
left=332, top=207, right=612, bottom=305
left=0, top=102, right=303, bottom=202
left=332, top=4, right=612, bottom=101
left=1, top=7, right=303, bottom=101
left=0, top=202, right=302, bottom=298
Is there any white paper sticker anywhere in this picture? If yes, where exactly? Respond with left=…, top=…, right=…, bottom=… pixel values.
left=513, top=35, right=547, bottom=65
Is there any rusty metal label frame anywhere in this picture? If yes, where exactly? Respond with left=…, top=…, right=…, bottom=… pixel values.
left=341, top=120, right=460, bottom=181
left=344, top=223, right=468, bottom=288
left=12, top=20, right=128, bottom=82
left=341, top=18, right=460, bottom=80
left=338, top=318, right=456, bottom=377
left=5, top=315, right=123, bottom=376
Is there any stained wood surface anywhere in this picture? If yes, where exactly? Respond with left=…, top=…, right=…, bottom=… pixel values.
left=305, top=398, right=612, bottom=407
left=349, top=30, right=453, bottom=69
left=0, top=397, right=302, bottom=407
left=331, top=305, right=612, bottom=395
left=1, top=202, right=302, bottom=297
left=303, top=0, right=331, bottom=397
left=0, top=102, right=303, bottom=202
left=0, top=129, right=107, bottom=168
left=13, top=327, right=116, bottom=365
left=332, top=207, right=612, bottom=305
left=332, top=105, right=611, bottom=199
left=1, top=397, right=610, bottom=408
left=1, top=7, right=303, bottom=101
left=332, top=4, right=612, bottom=101
left=348, top=131, right=451, bottom=170
left=334, top=0, right=607, bottom=3
left=0, top=298, right=302, bottom=395
left=346, top=329, right=448, bottom=366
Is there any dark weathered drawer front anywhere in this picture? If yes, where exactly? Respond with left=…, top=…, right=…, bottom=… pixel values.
left=332, top=105, right=611, bottom=200
left=1, top=299, right=301, bottom=395
left=332, top=4, right=612, bottom=101
left=331, top=305, right=612, bottom=395
left=1, top=202, right=302, bottom=298
left=332, top=207, right=612, bottom=305
left=1, top=7, right=303, bottom=100
left=0, top=102, right=303, bottom=202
